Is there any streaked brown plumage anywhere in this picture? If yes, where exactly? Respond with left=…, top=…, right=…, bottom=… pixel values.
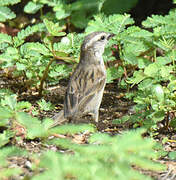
left=51, top=31, right=114, bottom=127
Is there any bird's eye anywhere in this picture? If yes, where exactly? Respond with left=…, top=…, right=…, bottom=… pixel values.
left=100, top=35, right=105, bottom=40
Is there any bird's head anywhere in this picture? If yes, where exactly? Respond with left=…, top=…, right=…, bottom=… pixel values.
left=81, top=31, right=114, bottom=58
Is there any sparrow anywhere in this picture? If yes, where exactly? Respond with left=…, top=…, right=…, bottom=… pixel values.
left=51, top=31, right=114, bottom=127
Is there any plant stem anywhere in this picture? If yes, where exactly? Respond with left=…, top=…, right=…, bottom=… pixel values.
left=38, top=58, right=55, bottom=96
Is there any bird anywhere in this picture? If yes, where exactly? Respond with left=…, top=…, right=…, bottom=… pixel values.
left=51, top=31, right=114, bottom=127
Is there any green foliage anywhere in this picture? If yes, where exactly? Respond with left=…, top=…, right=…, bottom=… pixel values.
left=0, top=22, right=72, bottom=92
left=0, top=0, right=21, bottom=22
left=0, top=0, right=21, bottom=6
left=86, top=13, right=134, bottom=34
left=37, top=99, right=54, bottom=111
left=24, top=1, right=43, bottom=14
left=0, top=1, right=174, bottom=179
left=0, top=6, right=16, bottom=22
left=32, top=129, right=165, bottom=180
left=0, top=146, right=27, bottom=179
left=100, top=10, right=176, bottom=130
left=107, top=66, right=124, bottom=83
left=50, top=123, right=95, bottom=135
left=43, top=19, right=66, bottom=37
left=23, top=0, right=138, bottom=29
left=168, top=151, right=176, bottom=160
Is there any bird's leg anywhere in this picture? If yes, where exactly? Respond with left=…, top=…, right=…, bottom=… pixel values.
left=89, top=110, right=99, bottom=123
left=50, top=110, right=67, bottom=128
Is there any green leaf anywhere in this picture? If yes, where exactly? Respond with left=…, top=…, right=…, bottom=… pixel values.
left=0, top=130, right=14, bottom=147
left=24, top=1, right=43, bottom=14
left=106, top=66, right=124, bottom=83
left=137, top=58, right=151, bottom=68
left=0, top=33, right=12, bottom=44
left=54, top=2, right=70, bottom=20
left=112, top=115, right=130, bottom=124
left=0, top=0, right=21, bottom=6
left=16, top=101, right=31, bottom=111
left=0, top=6, right=16, bottom=22
left=43, top=19, right=66, bottom=36
left=71, top=11, right=88, bottom=28
left=127, top=70, right=146, bottom=86
left=0, top=107, right=12, bottom=126
left=37, top=99, right=53, bottom=111
left=170, top=118, right=176, bottom=128
left=86, top=13, right=134, bottom=34
left=20, top=42, right=51, bottom=56
left=168, top=80, right=176, bottom=92
left=152, top=110, right=165, bottom=122
left=16, top=112, right=49, bottom=139
left=1, top=95, right=17, bottom=111
left=16, top=62, right=26, bottom=70
left=14, top=23, right=46, bottom=47
left=138, top=78, right=153, bottom=90
left=0, top=168, right=22, bottom=179
left=123, top=52, right=139, bottom=65
left=50, top=124, right=95, bottom=134
left=144, top=63, right=161, bottom=77
left=168, top=151, right=176, bottom=160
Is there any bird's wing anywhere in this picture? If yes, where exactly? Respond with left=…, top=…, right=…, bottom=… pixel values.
left=64, top=65, right=106, bottom=118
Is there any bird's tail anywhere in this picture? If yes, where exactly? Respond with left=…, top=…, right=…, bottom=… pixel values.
left=50, top=110, right=67, bottom=128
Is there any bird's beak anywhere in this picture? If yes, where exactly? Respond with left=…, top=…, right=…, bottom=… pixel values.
left=107, top=33, right=115, bottom=40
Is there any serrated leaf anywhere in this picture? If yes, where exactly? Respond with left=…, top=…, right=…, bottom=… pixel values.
left=43, top=19, right=66, bottom=36
left=16, top=62, right=26, bottom=70
left=127, top=70, right=146, bottom=86
left=24, top=1, right=43, bottom=14
left=14, top=23, right=46, bottom=46
left=0, top=33, right=12, bottom=44
left=144, top=63, right=161, bottom=77
left=20, top=42, right=50, bottom=56
left=16, top=101, right=31, bottom=110
left=152, top=110, right=165, bottom=122
left=1, top=95, right=17, bottom=110
left=138, top=78, right=153, bottom=90
left=106, top=66, right=124, bottom=83
left=16, top=112, right=49, bottom=139
left=54, top=2, right=70, bottom=20
left=0, top=108, right=12, bottom=126
left=86, top=13, right=134, bottom=34
left=0, top=130, right=14, bottom=147
left=37, top=99, right=53, bottom=111
left=0, top=6, right=16, bottom=22
left=123, top=52, right=139, bottom=65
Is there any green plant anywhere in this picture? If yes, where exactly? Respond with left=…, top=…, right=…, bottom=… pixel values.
left=0, top=0, right=21, bottom=22
left=23, top=0, right=138, bottom=29
left=31, top=129, right=165, bottom=180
